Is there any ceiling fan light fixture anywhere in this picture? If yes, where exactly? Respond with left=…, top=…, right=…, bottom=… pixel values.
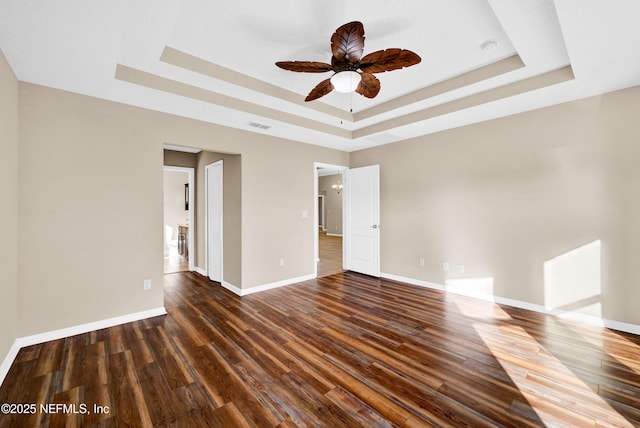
left=276, top=21, right=420, bottom=101
left=331, top=71, right=361, bottom=93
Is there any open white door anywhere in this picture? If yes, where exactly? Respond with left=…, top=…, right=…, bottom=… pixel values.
left=344, top=164, right=380, bottom=277
left=206, top=161, right=223, bottom=282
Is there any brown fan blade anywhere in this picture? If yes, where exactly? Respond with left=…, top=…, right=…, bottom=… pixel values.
left=331, top=21, right=365, bottom=64
left=305, top=78, right=334, bottom=101
left=359, top=48, right=421, bottom=73
left=275, top=61, right=333, bottom=73
left=355, top=73, right=380, bottom=98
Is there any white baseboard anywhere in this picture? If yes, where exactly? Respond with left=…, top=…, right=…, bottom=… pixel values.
left=239, top=274, right=316, bottom=296
left=0, top=307, right=166, bottom=387
left=381, top=272, right=640, bottom=336
left=0, top=340, right=21, bottom=389
left=382, top=273, right=445, bottom=292
left=193, top=270, right=316, bottom=297
left=14, top=307, right=167, bottom=349
left=220, top=280, right=242, bottom=295
left=190, top=270, right=239, bottom=294
left=326, top=233, right=343, bottom=237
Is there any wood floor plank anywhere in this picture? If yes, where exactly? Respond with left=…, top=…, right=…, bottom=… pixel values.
left=199, top=342, right=283, bottom=427
left=136, top=362, right=183, bottom=426
left=32, top=340, right=63, bottom=378
left=1, top=270, right=640, bottom=427
left=169, top=336, right=226, bottom=409
left=212, top=401, right=254, bottom=428
left=284, top=339, right=414, bottom=426
left=142, top=326, right=193, bottom=389
left=108, top=350, right=152, bottom=428
left=81, top=341, right=112, bottom=426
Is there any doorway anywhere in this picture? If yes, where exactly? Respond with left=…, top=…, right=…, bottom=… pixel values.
left=314, top=163, right=381, bottom=278
left=315, top=163, right=347, bottom=277
left=163, top=166, right=194, bottom=274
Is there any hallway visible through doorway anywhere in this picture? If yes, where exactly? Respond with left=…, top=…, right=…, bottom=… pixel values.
left=164, top=251, right=189, bottom=274
left=164, top=166, right=193, bottom=274
left=317, top=230, right=343, bottom=277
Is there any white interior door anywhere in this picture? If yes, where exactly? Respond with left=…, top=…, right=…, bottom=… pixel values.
left=344, top=164, right=380, bottom=277
left=206, top=161, right=223, bottom=282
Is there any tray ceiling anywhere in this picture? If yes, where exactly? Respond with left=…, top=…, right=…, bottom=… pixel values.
left=1, top=0, right=639, bottom=151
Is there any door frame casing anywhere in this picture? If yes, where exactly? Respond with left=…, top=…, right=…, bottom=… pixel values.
left=205, top=160, right=223, bottom=282
left=318, top=195, right=326, bottom=231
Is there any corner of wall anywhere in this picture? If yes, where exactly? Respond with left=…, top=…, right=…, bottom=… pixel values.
left=0, top=48, right=19, bottom=388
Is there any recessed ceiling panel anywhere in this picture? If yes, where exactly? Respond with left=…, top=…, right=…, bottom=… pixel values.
left=165, top=0, right=516, bottom=111
left=2, top=0, right=640, bottom=152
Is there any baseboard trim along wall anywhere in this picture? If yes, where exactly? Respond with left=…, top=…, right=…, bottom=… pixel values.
left=381, top=272, right=640, bottom=336
left=220, top=280, right=242, bottom=295
left=193, top=266, right=207, bottom=276
left=0, top=307, right=167, bottom=387
left=197, top=272, right=316, bottom=297
left=236, top=274, right=316, bottom=296
left=0, top=341, right=21, bottom=390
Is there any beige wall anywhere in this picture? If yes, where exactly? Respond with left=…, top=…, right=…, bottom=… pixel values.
left=239, top=140, right=349, bottom=287
left=164, top=149, right=197, bottom=168
left=0, top=50, right=19, bottom=366
left=16, top=82, right=348, bottom=337
left=351, top=84, right=640, bottom=326
left=18, top=84, right=166, bottom=336
left=319, top=174, right=343, bottom=235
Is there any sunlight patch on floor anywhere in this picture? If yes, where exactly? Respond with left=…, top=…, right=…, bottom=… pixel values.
left=451, top=296, right=633, bottom=427
left=559, top=318, right=640, bottom=375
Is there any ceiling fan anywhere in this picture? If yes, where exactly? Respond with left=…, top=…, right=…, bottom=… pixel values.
left=275, top=21, right=421, bottom=102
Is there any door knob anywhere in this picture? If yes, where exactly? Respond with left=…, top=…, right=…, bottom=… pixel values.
left=372, top=225, right=378, bottom=229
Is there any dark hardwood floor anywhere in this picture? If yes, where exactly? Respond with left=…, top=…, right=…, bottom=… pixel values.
left=1, top=271, right=640, bottom=427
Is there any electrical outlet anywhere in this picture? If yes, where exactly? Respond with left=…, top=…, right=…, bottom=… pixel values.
left=279, top=258, right=285, bottom=267
left=457, top=264, right=465, bottom=274
left=143, top=279, right=151, bottom=290
left=419, top=258, right=425, bottom=267
left=443, top=262, right=449, bottom=272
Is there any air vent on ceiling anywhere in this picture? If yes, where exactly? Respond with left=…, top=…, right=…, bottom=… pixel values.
left=248, top=121, right=272, bottom=130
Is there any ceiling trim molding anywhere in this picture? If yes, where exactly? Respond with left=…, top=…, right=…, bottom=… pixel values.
left=354, top=54, right=525, bottom=121
left=163, top=144, right=202, bottom=153
left=160, top=46, right=352, bottom=121
left=161, top=47, right=528, bottom=125
left=114, top=64, right=352, bottom=139
left=115, top=63, right=574, bottom=142
left=353, top=65, right=575, bottom=138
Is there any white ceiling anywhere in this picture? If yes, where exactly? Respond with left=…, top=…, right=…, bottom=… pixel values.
left=1, top=0, right=639, bottom=152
